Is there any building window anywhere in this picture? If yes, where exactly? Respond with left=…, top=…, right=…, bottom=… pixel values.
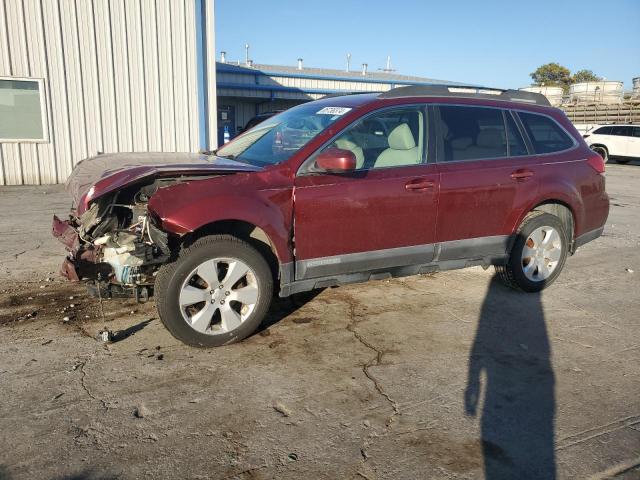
left=0, top=77, right=48, bottom=142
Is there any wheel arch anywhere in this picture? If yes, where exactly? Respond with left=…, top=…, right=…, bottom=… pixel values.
left=589, top=142, right=609, bottom=152
left=513, top=199, right=578, bottom=253
left=532, top=200, right=575, bottom=243
left=181, top=219, right=283, bottom=286
left=589, top=143, right=609, bottom=160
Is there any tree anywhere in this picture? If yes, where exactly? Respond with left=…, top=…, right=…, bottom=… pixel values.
left=530, top=63, right=572, bottom=89
left=571, top=69, right=601, bottom=84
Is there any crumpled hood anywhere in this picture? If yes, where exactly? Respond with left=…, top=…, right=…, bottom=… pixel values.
left=65, top=152, right=262, bottom=212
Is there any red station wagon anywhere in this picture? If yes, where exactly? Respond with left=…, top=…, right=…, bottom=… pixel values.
left=53, top=85, right=610, bottom=347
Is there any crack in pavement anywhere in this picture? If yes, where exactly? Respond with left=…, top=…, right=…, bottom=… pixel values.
left=78, top=357, right=109, bottom=411
left=13, top=242, right=42, bottom=260
left=347, top=322, right=400, bottom=417
left=339, top=293, right=401, bottom=477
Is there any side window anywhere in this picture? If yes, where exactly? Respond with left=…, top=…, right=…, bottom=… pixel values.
left=505, top=112, right=528, bottom=156
left=518, top=112, right=575, bottom=154
left=633, top=127, right=640, bottom=138
left=593, top=126, right=612, bottom=135
left=317, top=106, right=424, bottom=170
left=610, top=126, right=632, bottom=137
left=438, top=106, right=507, bottom=161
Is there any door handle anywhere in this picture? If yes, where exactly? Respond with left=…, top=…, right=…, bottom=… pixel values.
left=405, top=179, right=435, bottom=191
left=510, top=169, right=534, bottom=181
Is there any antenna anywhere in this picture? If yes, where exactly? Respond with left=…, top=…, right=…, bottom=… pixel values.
left=244, top=43, right=250, bottom=66
left=346, top=53, right=351, bottom=73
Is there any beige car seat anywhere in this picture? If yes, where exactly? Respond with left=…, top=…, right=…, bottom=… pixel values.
left=374, top=123, right=420, bottom=168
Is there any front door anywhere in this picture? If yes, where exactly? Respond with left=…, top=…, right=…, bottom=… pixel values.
left=293, top=105, right=439, bottom=280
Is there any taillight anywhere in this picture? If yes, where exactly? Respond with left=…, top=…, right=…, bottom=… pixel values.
left=587, top=154, right=605, bottom=174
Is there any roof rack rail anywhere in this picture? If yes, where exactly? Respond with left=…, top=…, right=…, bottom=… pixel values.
left=319, top=91, right=381, bottom=99
left=378, top=84, right=551, bottom=107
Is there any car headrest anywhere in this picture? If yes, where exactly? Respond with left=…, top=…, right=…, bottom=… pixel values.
left=335, top=138, right=359, bottom=151
left=476, top=128, right=503, bottom=148
left=388, top=123, right=416, bottom=150
left=450, top=137, right=473, bottom=149
left=440, top=121, right=449, bottom=138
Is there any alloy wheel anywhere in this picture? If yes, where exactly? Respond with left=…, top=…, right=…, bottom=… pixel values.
left=178, top=257, right=259, bottom=335
left=521, top=226, right=563, bottom=282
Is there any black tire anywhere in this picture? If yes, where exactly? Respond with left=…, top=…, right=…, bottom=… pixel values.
left=495, top=211, right=568, bottom=292
left=615, top=158, right=630, bottom=164
left=590, top=145, right=609, bottom=163
left=155, top=234, right=273, bottom=347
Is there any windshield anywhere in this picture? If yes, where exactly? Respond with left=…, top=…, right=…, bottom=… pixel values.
left=216, top=103, right=352, bottom=167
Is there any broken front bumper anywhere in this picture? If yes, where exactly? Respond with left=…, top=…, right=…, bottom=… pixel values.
left=52, top=215, right=101, bottom=281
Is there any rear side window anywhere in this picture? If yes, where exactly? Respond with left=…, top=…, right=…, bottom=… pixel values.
left=593, top=126, right=613, bottom=135
left=633, top=127, right=640, bottom=138
left=610, top=125, right=632, bottom=137
left=518, top=112, right=575, bottom=154
left=438, top=106, right=507, bottom=161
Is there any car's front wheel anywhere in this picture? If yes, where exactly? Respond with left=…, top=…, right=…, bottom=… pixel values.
left=155, top=235, right=273, bottom=347
left=495, top=212, right=568, bottom=292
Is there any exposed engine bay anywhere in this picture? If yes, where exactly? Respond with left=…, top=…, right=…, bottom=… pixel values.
left=53, top=178, right=187, bottom=300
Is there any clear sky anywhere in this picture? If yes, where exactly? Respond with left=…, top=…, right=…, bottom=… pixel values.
left=215, top=0, right=640, bottom=90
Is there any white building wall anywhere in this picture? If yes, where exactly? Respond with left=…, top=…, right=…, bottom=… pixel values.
left=0, top=0, right=208, bottom=186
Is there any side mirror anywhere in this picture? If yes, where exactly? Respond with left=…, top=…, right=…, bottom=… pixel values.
left=315, top=148, right=357, bottom=173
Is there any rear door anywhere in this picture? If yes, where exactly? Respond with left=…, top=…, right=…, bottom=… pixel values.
left=293, top=105, right=439, bottom=280
left=630, top=127, right=640, bottom=157
left=609, top=125, right=633, bottom=156
left=434, top=105, right=537, bottom=260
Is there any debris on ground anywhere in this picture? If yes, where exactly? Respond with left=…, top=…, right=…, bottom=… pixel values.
left=272, top=402, right=292, bottom=417
left=97, top=329, right=113, bottom=342
left=626, top=268, right=634, bottom=273
left=134, top=404, right=149, bottom=418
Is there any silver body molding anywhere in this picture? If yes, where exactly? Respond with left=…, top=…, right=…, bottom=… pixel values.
left=279, top=235, right=511, bottom=297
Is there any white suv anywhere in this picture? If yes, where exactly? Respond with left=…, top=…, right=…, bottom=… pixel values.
left=584, top=124, right=640, bottom=164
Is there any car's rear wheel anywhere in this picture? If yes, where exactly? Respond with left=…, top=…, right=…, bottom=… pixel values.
left=495, top=212, right=568, bottom=292
left=615, top=158, right=631, bottom=164
left=590, top=145, right=609, bottom=163
left=155, top=235, right=273, bottom=347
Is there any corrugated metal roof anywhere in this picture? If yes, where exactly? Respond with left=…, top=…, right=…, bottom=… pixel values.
left=217, top=61, right=455, bottom=85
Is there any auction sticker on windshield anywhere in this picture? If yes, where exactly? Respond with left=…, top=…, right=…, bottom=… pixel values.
left=316, top=107, right=352, bottom=115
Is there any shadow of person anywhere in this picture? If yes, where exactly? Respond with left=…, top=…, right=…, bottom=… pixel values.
left=465, top=276, right=556, bottom=479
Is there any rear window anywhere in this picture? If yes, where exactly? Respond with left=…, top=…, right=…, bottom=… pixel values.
left=438, top=106, right=507, bottom=161
left=518, top=112, right=575, bottom=154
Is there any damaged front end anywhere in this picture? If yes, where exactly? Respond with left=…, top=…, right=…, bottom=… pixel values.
left=53, top=180, right=172, bottom=300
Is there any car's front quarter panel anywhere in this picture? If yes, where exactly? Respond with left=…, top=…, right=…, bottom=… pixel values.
left=147, top=169, right=295, bottom=263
